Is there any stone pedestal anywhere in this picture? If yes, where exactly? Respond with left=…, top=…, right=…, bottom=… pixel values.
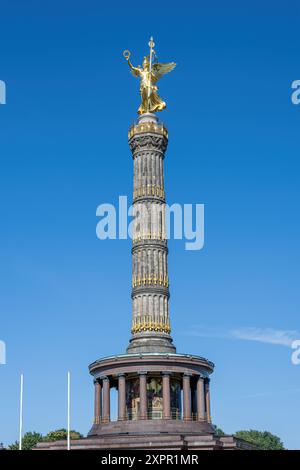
left=88, top=352, right=215, bottom=438
left=35, top=354, right=255, bottom=450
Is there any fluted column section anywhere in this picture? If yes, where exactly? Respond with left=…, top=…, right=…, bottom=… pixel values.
left=118, top=374, right=126, bottom=421
left=127, top=113, right=176, bottom=354
left=139, top=372, right=148, bottom=420
left=102, top=376, right=110, bottom=423
left=183, top=374, right=192, bottom=421
left=162, top=372, right=171, bottom=419
left=205, top=379, right=212, bottom=423
left=197, top=376, right=206, bottom=421
left=94, top=379, right=102, bottom=425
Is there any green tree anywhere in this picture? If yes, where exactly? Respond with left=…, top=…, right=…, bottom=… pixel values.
left=43, top=428, right=83, bottom=442
left=214, top=426, right=226, bottom=436
left=9, top=431, right=43, bottom=450
left=234, top=430, right=285, bottom=450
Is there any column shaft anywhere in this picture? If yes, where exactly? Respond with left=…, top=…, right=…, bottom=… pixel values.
left=102, top=377, right=110, bottom=423
left=183, top=374, right=192, bottom=421
left=94, top=380, right=102, bottom=424
left=205, top=380, right=212, bottom=423
left=118, top=374, right=126, bottom=420
left=162, top=373, right=171, bottom=419
left=127, top=115, right=176, bottom=355
left=139, top=373, right=148, bottom=419
left=197, top=376, right=206, bottom=421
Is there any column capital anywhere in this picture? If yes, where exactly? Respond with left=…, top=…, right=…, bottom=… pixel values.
left=101, top=375, right=110, bottom=382
left=183, top=372, right=193, bottom=378
left=117, top=373, right=126, bottom=379
left=162, top=371, right=172, bottom=377
left=138, top=371, right=148, bottom=376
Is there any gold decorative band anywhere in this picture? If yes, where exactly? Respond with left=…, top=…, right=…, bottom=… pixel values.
left=133, top=232, right=166, bottom=243
left=132, top=274, right=169, bottom=288
left=131, top=316, right=171, bottom=334
left=133, top=185, right=165, bottom=200
left=128, top=122, right=168, bottom=139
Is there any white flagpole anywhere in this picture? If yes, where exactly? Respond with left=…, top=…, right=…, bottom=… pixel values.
left=19, top=374, right=23, bottom=451
left=67, top=371, right=70, bottom=450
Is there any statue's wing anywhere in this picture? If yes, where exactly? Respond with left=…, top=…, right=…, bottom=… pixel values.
left=152, top=62, right=176, bottom=80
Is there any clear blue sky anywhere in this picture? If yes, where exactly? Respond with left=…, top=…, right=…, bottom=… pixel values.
left=1, top=0, right=299, bottom=449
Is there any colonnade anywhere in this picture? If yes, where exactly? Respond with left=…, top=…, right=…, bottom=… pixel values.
left=93, top=372, right=211, bottom=424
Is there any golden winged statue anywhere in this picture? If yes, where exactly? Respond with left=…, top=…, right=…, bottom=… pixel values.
left=124, top=38, right=176, bottom=115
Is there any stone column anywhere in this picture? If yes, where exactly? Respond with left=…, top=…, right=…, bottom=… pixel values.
left=94, top=379, right=102, bottom=424
left=183, top=374, right=192, bottom=421
left=162, top=372, right=171, bottom=419
left=102, top=376, right=110, bottom=423
left=118, top=374, right=126, bottom=421
left=205, top=378, right=212, bottom=423
left=196, top=376, right=206, bottom=421
left=139, top=372, right=148, bottom=420
left=127, top=113, right=176, bottom=355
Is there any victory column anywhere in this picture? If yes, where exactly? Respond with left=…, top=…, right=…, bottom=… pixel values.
left=36, top=39, right=252, bottom=450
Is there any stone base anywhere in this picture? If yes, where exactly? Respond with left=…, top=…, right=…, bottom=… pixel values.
left=35, top=432, right=254, bottom=450
left=89, top=418, right=216, bottom=437
left=126, top=332, right=176, bottom=354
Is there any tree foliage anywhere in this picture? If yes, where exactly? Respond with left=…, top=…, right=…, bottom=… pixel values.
left=8, top=431, right=43, bottom=450
left=9, top=428, right=83, bottom=449
left=234, top=429, right=285, bottom=450
left=214, top=426, right=226, bottom=436
left=43, top=428, right=83, bottom=442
